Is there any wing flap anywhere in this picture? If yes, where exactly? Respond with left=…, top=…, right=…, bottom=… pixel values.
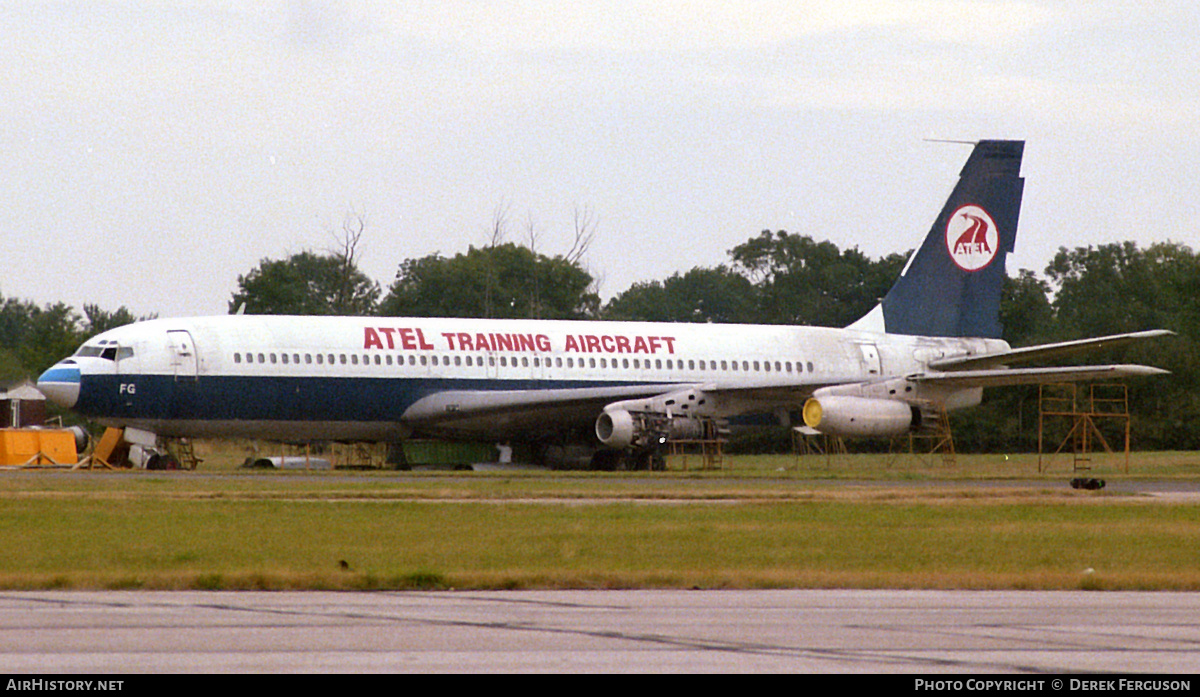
left=401, top=383, right=686, bottom=424
left=911, top=364, right=1168, bottom=389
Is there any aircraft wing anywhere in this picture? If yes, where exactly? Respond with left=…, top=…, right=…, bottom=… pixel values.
left=400, top=358, right=1169, bottom=438
left=686, top=363, right=1169, bottom=406
left=928, top=330, right=1174, bottom=371
left=400, top=383, right=693, bottom=440
left=908, top=363, right=1169, bottom=389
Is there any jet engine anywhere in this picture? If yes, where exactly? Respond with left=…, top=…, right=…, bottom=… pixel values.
left=595, top=408, right=705, bottom=449
left=801, top=395, right=920, bottom=438
left=595, top=388, right=715, bottom=450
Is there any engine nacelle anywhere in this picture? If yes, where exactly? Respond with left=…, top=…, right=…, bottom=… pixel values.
left=801, top=395, right=918, bottom=438
left=596, top=408, right=707, bottom=450
left=596, top=408, right=636, bottom=449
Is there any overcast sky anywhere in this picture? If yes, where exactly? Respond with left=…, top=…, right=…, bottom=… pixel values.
left=2, top=1, right=1196, bottom=319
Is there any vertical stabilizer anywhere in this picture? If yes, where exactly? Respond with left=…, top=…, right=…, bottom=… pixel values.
left=852, top=140, right=1024, bottom=338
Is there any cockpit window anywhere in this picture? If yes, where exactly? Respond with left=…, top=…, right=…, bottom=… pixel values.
left=75, top=344, right=134, bottom=361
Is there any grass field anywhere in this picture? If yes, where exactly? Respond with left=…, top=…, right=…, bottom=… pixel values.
left=2, top=445, right=1199, bottom=591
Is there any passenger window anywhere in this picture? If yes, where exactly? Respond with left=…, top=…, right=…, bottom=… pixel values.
left=282, top=354, right=289, bottom=365
left=269, top=354, right=277, bottom=364
left=234, top=353, right=241, bottom=364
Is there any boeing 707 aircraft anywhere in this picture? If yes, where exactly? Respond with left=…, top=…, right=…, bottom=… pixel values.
left=37, top=140, right=1169, bottom=468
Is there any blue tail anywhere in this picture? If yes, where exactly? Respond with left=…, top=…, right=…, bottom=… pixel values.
left=852, top=140, right=1025, bottom=339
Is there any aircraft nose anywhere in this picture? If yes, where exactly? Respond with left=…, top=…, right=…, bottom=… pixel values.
left=37, top=363, right=81, bottom=409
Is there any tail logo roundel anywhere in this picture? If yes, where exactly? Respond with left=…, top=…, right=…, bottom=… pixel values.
left=945, top=204, right=999, bottom=271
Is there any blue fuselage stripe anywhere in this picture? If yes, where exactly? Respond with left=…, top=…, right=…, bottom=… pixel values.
left=75, top=374, right=654, bottom=423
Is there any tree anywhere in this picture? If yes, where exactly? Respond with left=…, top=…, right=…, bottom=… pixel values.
left=1043, top=242, right=1200, bottom=449
left=82, top=304, right=143, bottom=335
left=380, top=243, right=599, bottom=320
left=728, top=230, right=908, bottom=326
left=0, top=297, right=82, bottom=379
left=603, top=266, right=758, bottom=323
left=998, top=269, right=1056, bottom=347
left=229, top=251, right=380, bottom=315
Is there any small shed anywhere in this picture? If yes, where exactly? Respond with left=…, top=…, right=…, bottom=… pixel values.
left=0, top=381, right=47, bottom=428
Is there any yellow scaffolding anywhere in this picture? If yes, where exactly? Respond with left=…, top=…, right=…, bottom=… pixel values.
left=668, top=419, right=726, bottom=471
left=1038, top=383, right=1130, bottom=474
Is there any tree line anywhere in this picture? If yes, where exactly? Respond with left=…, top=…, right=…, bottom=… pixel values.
left=3, top=223, right=1195, bottom=451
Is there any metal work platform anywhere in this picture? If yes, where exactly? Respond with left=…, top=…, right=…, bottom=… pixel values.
left=1038, top=382, right=1131, bottom=474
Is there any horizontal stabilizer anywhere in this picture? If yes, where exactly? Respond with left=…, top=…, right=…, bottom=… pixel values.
left=928, top=330, right=1175, bottom=371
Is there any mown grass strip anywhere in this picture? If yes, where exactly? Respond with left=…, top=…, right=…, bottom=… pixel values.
left=4, top=493, right=1200, bottom=591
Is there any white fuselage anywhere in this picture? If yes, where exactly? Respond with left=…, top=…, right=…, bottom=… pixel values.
left=41, top=315, right=1005, bottom=444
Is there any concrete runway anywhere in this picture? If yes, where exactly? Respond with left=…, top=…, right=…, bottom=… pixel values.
left=2, top=590, right=1199, bottom=673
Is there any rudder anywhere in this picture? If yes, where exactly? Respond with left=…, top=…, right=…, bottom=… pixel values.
left=854, top=140, right=1025, bottom=338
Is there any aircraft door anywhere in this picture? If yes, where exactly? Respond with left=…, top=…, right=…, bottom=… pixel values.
left=166, top=330, right=199, bottom=380
left=857, top=343, right=881, bottom=377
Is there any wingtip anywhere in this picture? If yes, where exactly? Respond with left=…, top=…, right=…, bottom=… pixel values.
left=1116, top=364, right=1171, bottom=377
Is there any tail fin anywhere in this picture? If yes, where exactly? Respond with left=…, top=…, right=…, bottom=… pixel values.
left=850, top=139, right=1025, bottom=338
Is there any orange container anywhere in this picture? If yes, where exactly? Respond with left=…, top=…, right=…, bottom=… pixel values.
left=0, top=429, right=78, bottom=466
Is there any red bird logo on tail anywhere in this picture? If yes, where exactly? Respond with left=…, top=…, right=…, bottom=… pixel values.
left=945, top=205, right=999, bottom=271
